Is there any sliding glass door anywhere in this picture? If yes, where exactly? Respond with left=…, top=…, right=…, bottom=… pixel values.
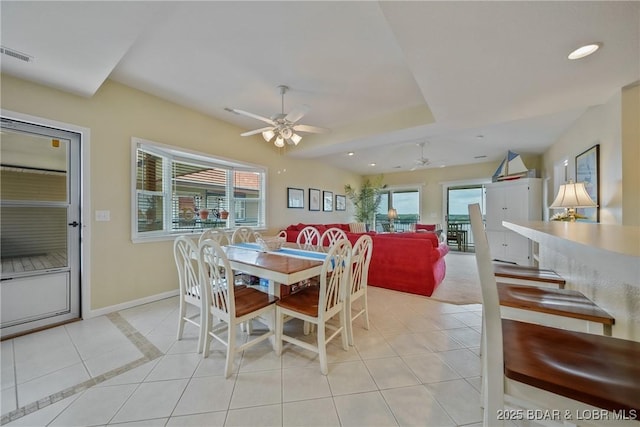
left=446, top=185, right=486, bottom=250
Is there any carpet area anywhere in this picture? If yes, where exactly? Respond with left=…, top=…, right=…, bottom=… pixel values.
left=431, top=251, right=482, bottom=305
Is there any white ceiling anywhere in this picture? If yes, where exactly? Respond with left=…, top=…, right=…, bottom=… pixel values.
left=2, top=1, right=638, bottom=175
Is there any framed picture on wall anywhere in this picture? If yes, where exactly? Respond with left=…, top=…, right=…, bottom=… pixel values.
left=575, top=144, right=599, bottom=222
left=309, top=188, right=321, bottom=211
left=287, top=187, right=304, bottom=209
left=323, top=191, right=333, bottom=211
left=335, top=194, right=346, bottom=211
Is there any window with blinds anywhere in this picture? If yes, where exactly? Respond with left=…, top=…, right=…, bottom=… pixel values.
left=132, top=138, right=266, bottom=241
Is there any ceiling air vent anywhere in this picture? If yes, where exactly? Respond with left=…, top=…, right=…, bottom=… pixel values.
left=0, top=46, right=32, bottom=63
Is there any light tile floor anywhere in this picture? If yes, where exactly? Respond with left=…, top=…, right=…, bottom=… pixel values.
left=1, top=286, right=486, bottom=426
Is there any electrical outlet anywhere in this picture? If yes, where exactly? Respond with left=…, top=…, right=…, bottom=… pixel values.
left=95, top=210, right=110, bottom=221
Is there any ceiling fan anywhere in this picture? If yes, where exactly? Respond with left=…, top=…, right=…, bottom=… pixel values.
left=410, top=142, right=431, bottom=171
left=225, top=85, right=329, bottom=147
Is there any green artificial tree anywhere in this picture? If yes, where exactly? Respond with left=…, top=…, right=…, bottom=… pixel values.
left=344, top=175, right=386, bottom=229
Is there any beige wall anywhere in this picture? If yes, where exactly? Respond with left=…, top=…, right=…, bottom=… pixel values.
left=1, top=74, right=359, bottom=311
left=542, top=91, right=624, bottom=224
left=365, top=154, right=542, bottom=226
left=622, top=83, right=640, bottom=226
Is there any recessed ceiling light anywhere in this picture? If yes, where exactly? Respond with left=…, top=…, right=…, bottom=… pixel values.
left=476, top=135, right=484, bottom=139
left=347, top=152, right=354, bottom=156
left=369, top=163, right=376, bottom=167
left=568, top=43, right=601, bottom=60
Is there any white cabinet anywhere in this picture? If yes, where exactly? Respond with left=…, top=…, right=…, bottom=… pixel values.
left=485, top=178, right=542, bottom=265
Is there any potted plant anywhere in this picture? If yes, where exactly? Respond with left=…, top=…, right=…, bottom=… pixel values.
left=344, top=175, right=386, bottom=230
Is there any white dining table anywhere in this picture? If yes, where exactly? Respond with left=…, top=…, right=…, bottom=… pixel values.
left=222, top=242, right=327, bottom=297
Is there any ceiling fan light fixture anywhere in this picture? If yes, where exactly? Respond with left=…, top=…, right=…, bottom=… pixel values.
left=262, top=129, right=275, bottom=142
left=280, top=127, right=293, bottom=139
left=274, top=136, right=285, bottom=147
left=290, top=133, right=302, bottom=145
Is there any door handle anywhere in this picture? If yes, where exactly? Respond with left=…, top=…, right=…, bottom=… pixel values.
left=68, top=221, right=80, bottom=227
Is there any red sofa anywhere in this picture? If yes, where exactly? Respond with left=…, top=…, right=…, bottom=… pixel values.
left=283, top=223, right=449, bottom=296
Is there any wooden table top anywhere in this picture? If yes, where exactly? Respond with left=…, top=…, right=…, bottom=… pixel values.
left=223, top=245, right=323, bottom=275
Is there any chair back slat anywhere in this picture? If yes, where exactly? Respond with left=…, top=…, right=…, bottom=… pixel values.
left=321, top=227, right=348, bottom=247
left=319, top=239, right=351, bottom=315
left=297, top=226, right=321, bottom=246
left=199, top=239, right=235, bottom=321
left=351, top=235, right=373, bottom=296
left=174, top=236, right=201, bottom=300
left=231, top=226, right=255, bottom=244
left=468, top=203, right=505, bottom=422
left=199, top=229, right=229, bottom=246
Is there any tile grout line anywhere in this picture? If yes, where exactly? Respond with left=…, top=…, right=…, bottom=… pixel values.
left=0, top=312, right=163, bottom=425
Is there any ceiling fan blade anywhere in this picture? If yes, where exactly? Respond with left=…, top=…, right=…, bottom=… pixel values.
left=293, top=124, right=330, bottom=134
left=241, top=127, right=274, bottom=137
left=284, top=105, right=310, bottom=123
left=228, top=108, right=275, bottom=126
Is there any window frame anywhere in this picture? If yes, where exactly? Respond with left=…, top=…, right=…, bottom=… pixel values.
left=131, top=137, right=267, bottom=243
left=376, top=185, right=422, bottom=232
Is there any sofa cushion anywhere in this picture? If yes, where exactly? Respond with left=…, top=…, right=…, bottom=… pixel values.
left=414, top=223, right=437, bottom=232
left=349, top=222, right=367, bottom=233
left=375, top=231, right=439, bottom=248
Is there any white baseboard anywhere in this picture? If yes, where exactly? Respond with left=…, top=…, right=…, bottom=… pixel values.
left=84, top=289, right=179, bottom=319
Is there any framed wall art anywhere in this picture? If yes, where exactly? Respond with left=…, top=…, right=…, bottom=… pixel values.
left=335, top=194, right=346, bottom=211
left=323, top=191, right=333, bottom=212
left=287, top=187, right=304, bottom=209
left=575, top=144, right=599, bottom=222
left=309, top=188, right=321, bottom=211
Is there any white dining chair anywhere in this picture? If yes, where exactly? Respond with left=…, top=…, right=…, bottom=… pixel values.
left=296, top=226, right=321, bottom=247
left=468, top=203, right=640, bottom=426
left=275, top=239, right=352, bottom=375
left=198, top=228, right=230, bottom=246
left=320, top=227, right=348, bottom=247
left=231, top=226, right=255, bottom=244
left=346, top=234, right=373, bottom=346
left=173, top=236, right=204, bottom=352
left=198, top=238, right=278, bottom=378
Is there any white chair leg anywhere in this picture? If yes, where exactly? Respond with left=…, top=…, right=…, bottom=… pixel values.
left=202, top=316, right=212, bottom=358
left=303, top=321, right=311, bottom=335
left=317, top=323, right=328, bottom=375
left=225, top=324, right=236, bottom=378
left=340, top=310, right=348, bottom=351
left=346, top=303, right=355, bottom=347
left=362, top=296, right=370, bottom=330
left=275, top=310, right=283, bottom=356
left=177, top=301, right=186, bottom=340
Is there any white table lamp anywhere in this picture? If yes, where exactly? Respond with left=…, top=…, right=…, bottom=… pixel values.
left=550, top=180, right=597, bottom=222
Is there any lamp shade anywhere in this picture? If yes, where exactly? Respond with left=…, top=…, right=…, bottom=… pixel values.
left=262, top=130, right=275, bottom=142
left=550, top=181, right=597, bottom=209
left=388, top=208, right=398, bottom=219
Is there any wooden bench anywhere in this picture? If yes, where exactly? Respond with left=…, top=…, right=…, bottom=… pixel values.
left=493, top=262, right=566, bottom=289
left=497, top=282, right=615, bottom=336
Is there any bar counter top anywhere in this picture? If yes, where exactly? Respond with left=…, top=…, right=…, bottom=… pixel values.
left=503, top=220, right=640, bottom=259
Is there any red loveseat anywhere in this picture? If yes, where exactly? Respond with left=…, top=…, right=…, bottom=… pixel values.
left=283, top=223, right=449, bottom=296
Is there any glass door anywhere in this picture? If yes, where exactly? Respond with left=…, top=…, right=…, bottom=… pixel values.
left=0, top=118, right=81, bottom=338
left=446, top=185, right=486, bottom=251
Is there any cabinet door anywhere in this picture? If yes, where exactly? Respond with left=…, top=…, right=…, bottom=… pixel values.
left=504, top=232, right=531, bottom=265
left=486, top=230, right=506, bottom=261
left=502, top=183, right=530, bottom=223
left=485, top=187, right=505, bottom=230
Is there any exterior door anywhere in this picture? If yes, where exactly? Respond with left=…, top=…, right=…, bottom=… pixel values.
left=0, top=118, right=81, bottom=338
